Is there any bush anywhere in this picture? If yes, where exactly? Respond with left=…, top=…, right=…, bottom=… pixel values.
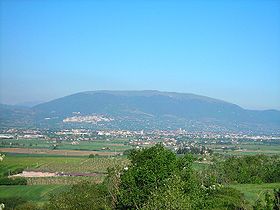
left=3, top=167, right=25, bottom=177
left=0, top=177, right=27, bottom=185
left=253, top=188, right=280, bottom=210
left=88, top=154, right=95, bottom=158
left=0, top=197, right=27, bottom=210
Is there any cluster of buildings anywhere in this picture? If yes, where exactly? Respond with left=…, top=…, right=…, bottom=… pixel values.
left=63, top=115, right=114, bottom=123
left=1, top=128, right=279, bottom=148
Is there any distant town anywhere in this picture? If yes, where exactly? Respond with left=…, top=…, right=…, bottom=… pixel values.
left=1, top=128, right=279, bottom=156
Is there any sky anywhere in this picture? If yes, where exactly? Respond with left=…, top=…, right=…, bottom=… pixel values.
left=0, top=0, right=279, bottom=110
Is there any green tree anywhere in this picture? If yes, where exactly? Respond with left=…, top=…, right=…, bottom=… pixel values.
left=117, top=144, right=179, bottom=209
left=142, top=174, right=192, bottom=210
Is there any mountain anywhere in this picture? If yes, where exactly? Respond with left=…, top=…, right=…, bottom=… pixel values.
left=1, top=90, right=280, bottom=134
left=0, top=104, right=35, bottom=128
left=15, top=100, right=45, bottom=108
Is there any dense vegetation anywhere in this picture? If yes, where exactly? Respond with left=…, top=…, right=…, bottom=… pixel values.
left=0, top=177, right=27, bottom=185
left=253, top=188, right=280, bottom=210
left=115, top=145, right=249, bottom=209
left=201, top=155, right=280, bottom=185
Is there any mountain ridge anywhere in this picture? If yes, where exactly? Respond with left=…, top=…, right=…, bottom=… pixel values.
left=1, top=90, right=279, bottom=133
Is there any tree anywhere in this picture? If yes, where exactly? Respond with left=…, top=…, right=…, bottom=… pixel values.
left=117, top=144, right=179, bottom=209
left=142, top=174, right=192, bottom=210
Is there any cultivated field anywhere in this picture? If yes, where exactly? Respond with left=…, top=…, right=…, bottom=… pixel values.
left=0, top=138, right=132, bottom=152
left=207, top=143, right=280, bottom=156
left=0, top=148, right=120, bottom=156
left=0, top=153, right=129, bottom=205
left=1, top=138, right=280, bottom=208
left=0, top=155, right=129, bottom=175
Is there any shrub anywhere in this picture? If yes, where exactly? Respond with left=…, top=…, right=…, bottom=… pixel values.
left=253, top=188, right=280, bottom=210
left=0, top=177, right=27, bottom=185
left=88, top=154, right=95, bottom=158
left=3, top=167, right=25, bottom=177
left=0, top=197, right=27, bottom=210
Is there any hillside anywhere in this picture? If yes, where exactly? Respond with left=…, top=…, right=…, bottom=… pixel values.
left=1, top=90, right=280, bottom=133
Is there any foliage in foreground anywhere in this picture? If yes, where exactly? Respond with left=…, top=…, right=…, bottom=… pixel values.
left=41, top=144, right=249, bottom=210
left=5, top=145, right=280, bottom=209
left=116, top=144, right=248, bottom=209
left=201, top=154, right=280, bottom=185
left=253, top=188, right=280, bottom=210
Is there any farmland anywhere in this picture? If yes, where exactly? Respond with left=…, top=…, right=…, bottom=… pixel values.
left=205, top=142, right=280, bottom=156
left=0, top=153, right=129, bottom=207
left=0, top=147, right=121, bottom=156
left=0, top=138, right=132, bottom=152
left=0, top=155, right=129, bottom=176
left=0, top=130, right=280, bottom=209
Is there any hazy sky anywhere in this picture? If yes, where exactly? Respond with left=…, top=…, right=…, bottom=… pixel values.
left=0, top=0, right=279, bottom=110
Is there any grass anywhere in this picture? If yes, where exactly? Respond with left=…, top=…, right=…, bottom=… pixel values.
left=0, top=185, right=69, bottom=202
left=229, top=182, right=280, bottom=205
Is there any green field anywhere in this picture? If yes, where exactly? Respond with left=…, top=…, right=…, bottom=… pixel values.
left=207, top=143, right=280, bottom=156
left=0, top=155, right=129, bottom=183
left=0, top=185, right=69, bottom=203
left=0, top=154, right=130, bottom=204
left=0, top=138, right=133, bottom=152
left=229, top=182, right=280, bottom=205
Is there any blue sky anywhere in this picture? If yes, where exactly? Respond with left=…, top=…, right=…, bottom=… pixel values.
left=0, top=0, right=279, bottom=110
